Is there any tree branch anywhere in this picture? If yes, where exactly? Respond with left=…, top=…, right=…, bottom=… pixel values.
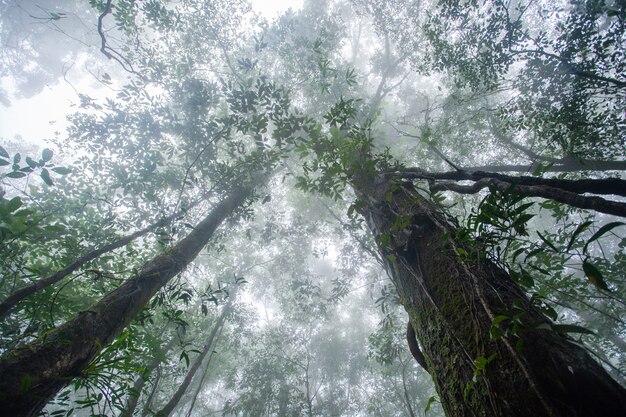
left=96, top=0, right=140, bottom=76
left=460, top=160, right=626, bottom=173
left=389, top=168, right=626, bottom=197
left=406, top=321, right=430, bottom=374
left=430, top=178, right=626, bottom=218
left=0, top=194, right=209, bottom=321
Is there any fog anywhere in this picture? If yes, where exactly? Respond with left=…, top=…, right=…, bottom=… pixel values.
left=0, top=1, right=624, bottom=416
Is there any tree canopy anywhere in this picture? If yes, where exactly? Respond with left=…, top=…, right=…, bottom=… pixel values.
left=0, top=1, right=625, bottom=416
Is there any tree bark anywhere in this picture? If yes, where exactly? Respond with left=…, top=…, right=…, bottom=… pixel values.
left=459, top=160, right=626, bottom=173
left=0, top=200, right=201, bottom=321
left=355, top=176, right=626, bottom=417
left=0, top=185, right=254, bottom=417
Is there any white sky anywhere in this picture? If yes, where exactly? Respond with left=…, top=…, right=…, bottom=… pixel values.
left=252, top=0, right=303, bottom=19
left=0, top=0, right=303, bottom=149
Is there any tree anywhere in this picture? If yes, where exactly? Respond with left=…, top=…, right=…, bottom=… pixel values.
left=0, top=182, right=254, bottom=417
left=155, top=287, right=235, bottom=417
left=297, top=94, right=626, bottom=415
left=358, top=175, right=626, bottom=416
left=1, top=0, right=625, bottom=415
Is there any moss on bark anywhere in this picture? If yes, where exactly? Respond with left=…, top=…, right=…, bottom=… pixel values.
left=357, top=176, right=626, bottom=417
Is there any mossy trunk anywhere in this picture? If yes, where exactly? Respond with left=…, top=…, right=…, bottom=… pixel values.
left=356, top=176, right=626, bottom=417
left=0, top=185, right=254, bottom=417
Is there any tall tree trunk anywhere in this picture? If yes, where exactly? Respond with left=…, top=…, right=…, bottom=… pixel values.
left=156, top=294, right=234, bottom=417
left=355, top=175, right=626, bottom=417
left=0, top=185, right=254, bottom=417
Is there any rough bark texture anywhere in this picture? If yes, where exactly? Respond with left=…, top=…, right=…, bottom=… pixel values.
left=0, top=186, right=253, bottom=417
left=0, top=206, right=187, bottom=321
left=356, top=176, right=626, bottom=417
left=460, top=160, right=626, bottom=173
left=406, top=321, right=429, bottom=373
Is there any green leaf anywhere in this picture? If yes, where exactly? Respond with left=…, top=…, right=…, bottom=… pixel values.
left=524, top=247, right=543, bottom=261
left=262, top=195, right=271, bottom=204
left=5, top=171, right=26, bottom=179
left=566, top=220, right=593, bottom=252
left=536, top=231, right=558, bottom=252
left=491, top=315, right=509, bottom=326
left=425, top=396, right=437, bottom=412
left=552, top=324, right=595, bottom=335
left=40, top=168, right=53, bottom=186
left=513, top=202, right=534, bottom=214
left=7, top=197, right=22, bottom=213
left=582, top=260, right=610, bottom=291
left=13, top=153, right=21, bottom=164
left=380, top=233, right=391, bottom=248
left=51, top=167, right=71, bottom=175
left=20, top=374, right=32, bottom=392
left=25, top=156, right=38, bottom=169
left=511, top=267, right=534, bottom=287
left=0, top=158, right=9, bottom=166
left=583, top=222, right=625, bottom=254
left=42, top=148, right=53, bottom=162
left=0, top=145, right=8, bottom=158
left=180, top=351, right=190, bottom=367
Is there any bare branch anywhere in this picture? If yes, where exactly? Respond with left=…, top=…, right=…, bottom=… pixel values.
left=96, top=0, right=140, bottom=76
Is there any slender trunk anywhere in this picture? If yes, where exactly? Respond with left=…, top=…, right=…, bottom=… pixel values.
left=120, top=337, right=176, bottom=417
left=141, top=365, right=163, bottom=417
left=355, top=175, right=626, bottom=417
left=0, top=185, right=254, bottom=417
left=156, top=296, right=234, bottom=417
left=400, top=361, right=417, bottom=417
left=0, top=197, right=204, bottom=321
left=184, top=324, right=224, bottom=417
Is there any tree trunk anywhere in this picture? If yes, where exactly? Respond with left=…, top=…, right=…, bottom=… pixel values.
left=0, top=185, right=254, bottom=417
left=156, top=294, right=233, bottom=417
left=355, top=175, right=626, bottom=417
left=0, top=199, right=200, bottom=321
left=184, top=324, right=224, bottom=417
left=120, top=336, right=176, bottom=417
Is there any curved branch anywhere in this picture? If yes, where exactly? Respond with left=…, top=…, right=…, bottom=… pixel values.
left=389, top=168, right=626, bottom=197
left=430, top=178, right=626, bottom=218
left=460, top=160, right=626, bottom=173
left=96, top=0, right=139, bottom=75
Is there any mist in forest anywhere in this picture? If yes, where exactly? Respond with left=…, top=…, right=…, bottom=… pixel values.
left=0, top=1, right=625, bottom=417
